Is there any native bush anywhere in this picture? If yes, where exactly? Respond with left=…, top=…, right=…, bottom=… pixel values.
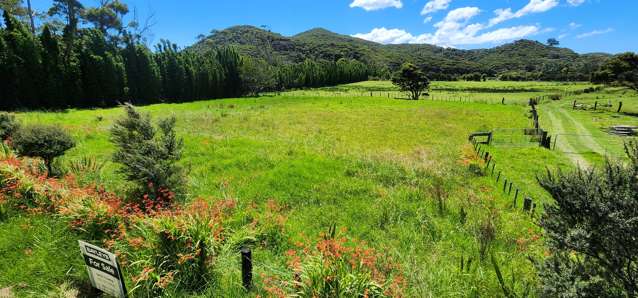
left=12, top=124, right=75, bottom=176
left=0, top=112, right=19, bottom=141
left=537, top=141, right=638, bottom=297
left=110, top=103, right=186, bottom=209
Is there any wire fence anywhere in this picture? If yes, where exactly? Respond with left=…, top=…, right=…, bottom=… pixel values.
left=471, top=139, right=544, bottom=218
left=264, top=88, right=624, bottom=109
left=264, top=90, right=546, bottom=105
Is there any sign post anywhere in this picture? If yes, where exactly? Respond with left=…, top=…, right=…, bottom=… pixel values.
left=78, top=240, right=128, bottom=298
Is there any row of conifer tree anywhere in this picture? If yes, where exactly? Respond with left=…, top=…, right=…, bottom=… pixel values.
left=0, top=11, right=372, bottom=111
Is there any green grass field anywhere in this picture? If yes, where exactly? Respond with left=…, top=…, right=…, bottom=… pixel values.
left=2, top=80, right=636, bottom=297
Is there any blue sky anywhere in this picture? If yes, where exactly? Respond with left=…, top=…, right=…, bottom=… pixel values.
left=31, top=0, right=637, bottom=54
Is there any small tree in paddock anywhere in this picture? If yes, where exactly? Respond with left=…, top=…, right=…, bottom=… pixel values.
left=110, top=103, right=185, bottom=208
left=537, top=141, right=638, bottom=296
left=239, top=56, right=276, bottom=96
left=391, top=63, right=430, bottom=100
left=12, top=124, right=75, bottom=175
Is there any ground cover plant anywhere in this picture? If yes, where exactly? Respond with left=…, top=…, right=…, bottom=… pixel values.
left=1, top=80, right=637, bottom=297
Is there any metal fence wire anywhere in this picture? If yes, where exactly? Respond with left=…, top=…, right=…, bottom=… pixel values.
left=489, top=128, right=545, bottom=147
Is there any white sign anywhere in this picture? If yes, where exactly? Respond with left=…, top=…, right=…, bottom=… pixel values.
left=78, top=240, right=127, bottom=298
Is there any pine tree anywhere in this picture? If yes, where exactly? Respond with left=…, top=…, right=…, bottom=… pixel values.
left=48, top=0, right=83, bottom=63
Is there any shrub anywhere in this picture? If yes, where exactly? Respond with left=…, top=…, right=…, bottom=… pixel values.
left=12, top=124, right=75, bottom=176
left=0, top=112, right=19, bottom=141
left=537, top=141, right=638, bottom=296
left=548, top=94, right=562, bottom=101
left=110, top=103, right=186, bottom=209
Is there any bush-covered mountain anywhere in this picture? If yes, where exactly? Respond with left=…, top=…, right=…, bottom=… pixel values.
left=190, top=25, right=611, bottom=81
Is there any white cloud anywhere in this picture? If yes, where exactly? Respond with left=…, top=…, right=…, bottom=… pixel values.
left=489, top=0, right=559, bottom=26
left=349, top=0, right=402, bottom=11
left=352, top=6, right=540, bottom=46
left=352, top=27, right=417, bottom=44
left=569, top=22, right=581, bottom=29
left=577, top=28, right=614, bottom=39
left=567, top=0, right=585, bottom=6
left=421, top=0, right=452, bottom=15
left=442, top=7, right=481, bottom=22
left=424, top=16, right=433, bottom=23
left=558, top=33, right=569, bottom=39
left=466, top=26, right=540, bottom=44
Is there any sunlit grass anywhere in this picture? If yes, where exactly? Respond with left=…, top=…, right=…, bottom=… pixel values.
left=3, top=80, right=635, bottom=296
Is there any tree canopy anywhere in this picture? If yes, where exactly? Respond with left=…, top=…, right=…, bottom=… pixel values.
left=391, top=63, right=430, bottom=100
left=592, top=52, right=638, bottom=90
left=0, top=7, right=372, bottom=111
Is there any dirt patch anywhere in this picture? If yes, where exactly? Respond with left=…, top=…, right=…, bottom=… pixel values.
left=0, top=287, right=14, bottom=298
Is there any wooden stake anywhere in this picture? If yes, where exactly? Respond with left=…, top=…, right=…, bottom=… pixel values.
left=241, top=247, right=253, bottom=290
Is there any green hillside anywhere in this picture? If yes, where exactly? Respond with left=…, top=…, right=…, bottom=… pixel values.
left=190, top=25, right=611, bottom=80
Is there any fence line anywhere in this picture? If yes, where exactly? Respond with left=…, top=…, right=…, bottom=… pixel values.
left=470, top=139, right=543, bottom=217
left=265, top=90, right=537, bottom=106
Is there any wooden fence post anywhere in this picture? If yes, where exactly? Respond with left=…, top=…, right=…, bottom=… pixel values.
left=523, top=197, right=533, bottom=212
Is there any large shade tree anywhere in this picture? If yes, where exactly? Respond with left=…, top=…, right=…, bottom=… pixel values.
left=391, top=63, right=430, bottom=100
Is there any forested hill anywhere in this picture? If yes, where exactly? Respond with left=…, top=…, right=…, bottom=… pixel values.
left=190, top=25, right=611, bottom=81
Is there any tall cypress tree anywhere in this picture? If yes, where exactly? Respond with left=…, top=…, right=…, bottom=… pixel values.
left=40, top=25, right=65, bottom=108
left=2, top=10, right=41, bottom=109
left=0, top=27, right=12, bottom=110
left=216, top=47, right=242, bottom=97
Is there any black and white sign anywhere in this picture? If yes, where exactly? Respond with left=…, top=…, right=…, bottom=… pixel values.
left=78, top=240, right=127, bottom=298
